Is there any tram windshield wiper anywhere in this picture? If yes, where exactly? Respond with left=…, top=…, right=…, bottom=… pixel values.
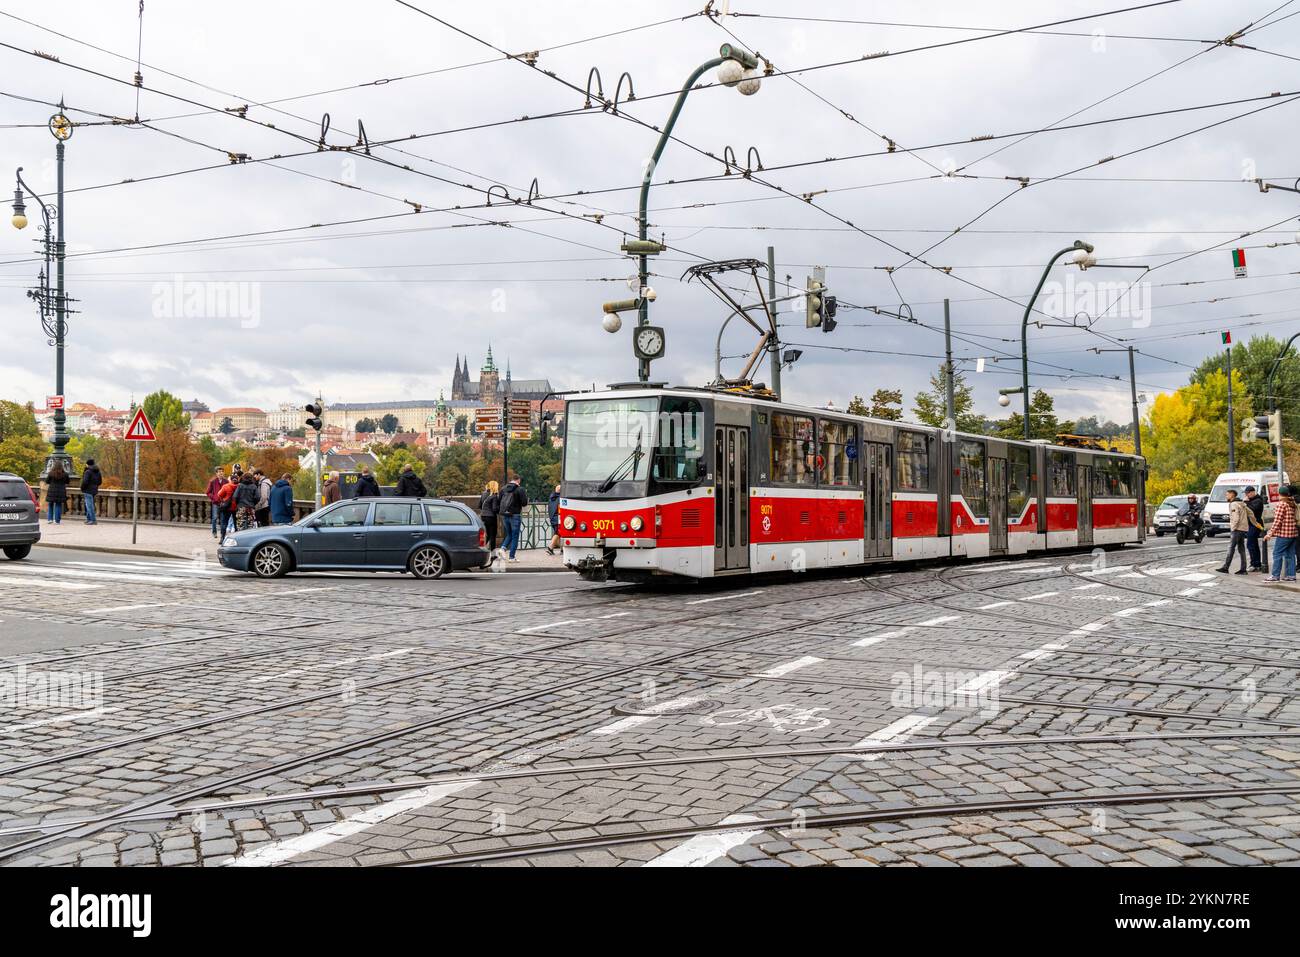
left=597, top=440, right=644, bottom=493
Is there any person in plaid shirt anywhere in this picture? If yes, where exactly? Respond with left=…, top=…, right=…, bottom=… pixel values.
left=1263, top=485, right=1297, bottom=583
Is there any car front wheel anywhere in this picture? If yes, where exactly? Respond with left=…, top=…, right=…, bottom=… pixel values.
left=409, top=545, right=448, bottom=580
left=3, top=544, right=31, bottom=560
left=252, top=543, right=289, bottom=578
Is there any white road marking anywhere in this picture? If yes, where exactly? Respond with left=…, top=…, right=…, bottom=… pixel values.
left=978, top=601, right=1014, bottom=610
left=0, top=565, right=185, bottom=584
left=977, top=561, right=1051, bottom=571
left=1022, top=591, right=1059, bottom=601
left=249, top=647, right=415, bottom=684
left=852, top=635, right=888, bottom=649
left=0, top=707, right=121, bottom=735
left=224, top=780, right=479, bottom=867
left=63, top=560, right=234, bottom=576
left=754, top=656, right=824, bottom=679
left=0, top=575, right=102, bottom=591
left=1078, top=565, right=1134, bottom=577
left=954, top=669, right=1015, bottom=695
left=1177, top=587, right=1205, bottom=597
left=590, top=695, right=709, bottom=735
left=514, top=611, right=629, bottom=634
left=1072, top=583, right=1104, bottom=590
left=1176, top=572, right=1216, bottom=582
left=851, top=715, right=938, bottom=761
left=1007, top=566, right=1061, bottom=574
left=686, top=590, right=762, bottom=605
left=642, top=814, right=765, bottom=867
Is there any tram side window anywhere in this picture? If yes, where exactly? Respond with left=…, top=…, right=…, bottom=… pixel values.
left=1007, top=446, right=1031, bottom=519
left=770, top=413, right=816, bottom=485
left=896, top=431, right=931, bottom=491
left=1092, top=459, right=1133, bottom=498
left=959, top=440, right=988, bottom=517
left=1049, top=450, right=1075, bottom=496
left=818, top=420, right=859, bottom=487
left=652, top=397, right=704, bottom=485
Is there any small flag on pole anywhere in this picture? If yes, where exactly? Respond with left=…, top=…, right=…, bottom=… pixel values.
left=1221, top=331, right=1232, bottom=344
left=1231, top=248, right=1247, bottom=278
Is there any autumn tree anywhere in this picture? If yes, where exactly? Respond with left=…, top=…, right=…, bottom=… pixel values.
left=140, top=428, right=209, bottom=492
left=1192, top=334, right=1300, bottom=435
left=0, top=401, right=48, bottom=482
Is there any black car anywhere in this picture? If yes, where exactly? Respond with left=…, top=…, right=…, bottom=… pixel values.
left=0, top=471, right=40, bottom=560
left=218, top=497, right=489, bottom=579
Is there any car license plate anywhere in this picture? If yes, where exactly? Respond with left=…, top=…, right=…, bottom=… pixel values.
left=0, top=512, right=26, bottom=521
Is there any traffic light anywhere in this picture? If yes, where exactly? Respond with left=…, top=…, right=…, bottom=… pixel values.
left=1243, top=418, right=1258, bottom=444
left=305, top=401, right=323, bottom=431
left=1268, top=410, right=1282, bottom=446
left=821, top=294, right=838, bottom=333
left=805, top=266, right=826, bottom=328
left=1252, top=414, right=1270, bottom=442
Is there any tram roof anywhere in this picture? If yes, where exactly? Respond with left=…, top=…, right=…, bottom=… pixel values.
left=564, top=384, right=1144, bottom=461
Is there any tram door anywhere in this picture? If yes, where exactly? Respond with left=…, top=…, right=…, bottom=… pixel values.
left=863, top=442, right=892, bottom=559
left=988, top=457, right=1008, bottom=555
left=1077, top=464, right=1094, bottom=547
left=714, top=426, right=750, bottom=572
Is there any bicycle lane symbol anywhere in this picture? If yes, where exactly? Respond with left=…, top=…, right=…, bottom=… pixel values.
left=698, top=704, right=831, bottom=734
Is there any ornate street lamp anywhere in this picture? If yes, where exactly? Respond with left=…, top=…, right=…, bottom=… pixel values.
left=12, top=105, right=75, bottom=480
left=603, top=45, right=762, bottom=382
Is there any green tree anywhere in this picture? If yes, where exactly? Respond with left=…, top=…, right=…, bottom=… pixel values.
left=65, top=433, right=101, bottom=472
left=379, top=414, right=399, bottom=434
left=912, top=364, right=983, bottom=432
left=374, top=447, right=426, bottom=485
left=141, top=390, right=190, bottom=432
left=292, top=468, right=317, bottom=501
left=218, top=416, right=235, bottom=435
left=355, top=417, right=378, bottom=433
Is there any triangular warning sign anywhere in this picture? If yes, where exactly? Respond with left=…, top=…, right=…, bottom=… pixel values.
left=124, top=407, right=157, bottom=441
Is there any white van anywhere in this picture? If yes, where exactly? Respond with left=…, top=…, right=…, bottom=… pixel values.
left=1203, top=470, right=1289, bottom=536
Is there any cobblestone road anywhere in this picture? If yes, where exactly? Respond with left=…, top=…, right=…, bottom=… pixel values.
left=2, top=540, right=1298, bottom=868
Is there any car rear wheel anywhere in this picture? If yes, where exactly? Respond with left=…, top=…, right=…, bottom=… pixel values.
left=252, top=543, right=289, bottom=578
left=409, top=545, right=448, bottom=580
left=3, top=544, right=31, bottom=560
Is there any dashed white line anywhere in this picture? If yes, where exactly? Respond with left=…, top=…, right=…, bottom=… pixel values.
left=918, top=615, right=962, bottom=627
left=1022, top=591, right=1059, bottom=601
left=0, top=575, right=102, bottom=591
left=81, top=601, right=178, bottom=614
left=851, top=715, right=938, bottom=762
left=754, top=656, right=824, bottom=679
left=249, top=647, right=415, bottom=684
left=643, top=814, right=765, bottom=867
left=978, top=601, right=1014, bottom=610
left=686, top=590, right=763, bottom=605
left=0, top=707, right=121, bottom=735
left=224, top=780, right=479, bottom=867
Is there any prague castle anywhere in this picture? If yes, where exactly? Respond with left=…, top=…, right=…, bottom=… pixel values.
left=323, top=348, right=553, bottom=435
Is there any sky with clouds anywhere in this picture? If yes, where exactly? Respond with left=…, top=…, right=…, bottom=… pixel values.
left=1, top=0, right=1297, bottom=424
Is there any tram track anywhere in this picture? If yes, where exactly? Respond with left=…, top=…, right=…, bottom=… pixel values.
left=394, top=783, right=1300, bottom=867
left=3, top=727, right=1297, bottom=839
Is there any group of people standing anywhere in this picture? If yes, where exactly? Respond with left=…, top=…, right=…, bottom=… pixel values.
left=41, top=459, right=103, bottom=524
left=1218, top=484, right=1298, bottom=582
left=476, top=474, right=531, bottom=562
left=205, top=466, right=294, bottom=537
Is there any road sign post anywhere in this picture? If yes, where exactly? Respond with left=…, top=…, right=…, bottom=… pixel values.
left=124, top=407, right=157, bottom=544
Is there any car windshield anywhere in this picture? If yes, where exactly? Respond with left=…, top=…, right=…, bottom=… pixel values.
left=1158, top=497, right=1186, bottom=509
left=563, top=397, right=656, bottom=491
left=0, top=480, right=28, bottom=500
left=1209, top=485, right=1246, bottom=503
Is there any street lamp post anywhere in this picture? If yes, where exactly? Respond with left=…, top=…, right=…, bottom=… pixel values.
left=1020, top=240, right=1094, bottom=440
left=12, top=106, right=75, bottom=481
left=605, top=45, right=761, bottom=382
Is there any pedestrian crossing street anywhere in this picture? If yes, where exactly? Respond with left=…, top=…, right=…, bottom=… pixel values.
left=0, top=558, right=241, bottom=592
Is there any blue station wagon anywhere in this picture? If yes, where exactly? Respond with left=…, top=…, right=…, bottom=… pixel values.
left=218, top=497, right=489, bottom=579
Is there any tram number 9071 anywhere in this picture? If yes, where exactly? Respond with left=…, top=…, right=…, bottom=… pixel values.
left=590, top=519, right=618, bottom=533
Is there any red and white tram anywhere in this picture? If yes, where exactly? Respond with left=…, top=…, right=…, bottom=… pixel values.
left=557, top=386, right=1144, bottom=582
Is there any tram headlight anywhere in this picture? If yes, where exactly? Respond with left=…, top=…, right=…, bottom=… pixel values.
left=620, top=522, right=628, bottom=532
left=563, top=515, right=576, bottom=531
left=579, top=522, right=588, bottom=532
left=629, top=515, right=644, bottom=532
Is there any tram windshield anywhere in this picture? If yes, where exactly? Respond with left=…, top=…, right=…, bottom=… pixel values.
left=563, top=397, right=657, bottom=494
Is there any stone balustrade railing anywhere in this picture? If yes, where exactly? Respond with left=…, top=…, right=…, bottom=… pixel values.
left=48, top=488, right=557, bottom=548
